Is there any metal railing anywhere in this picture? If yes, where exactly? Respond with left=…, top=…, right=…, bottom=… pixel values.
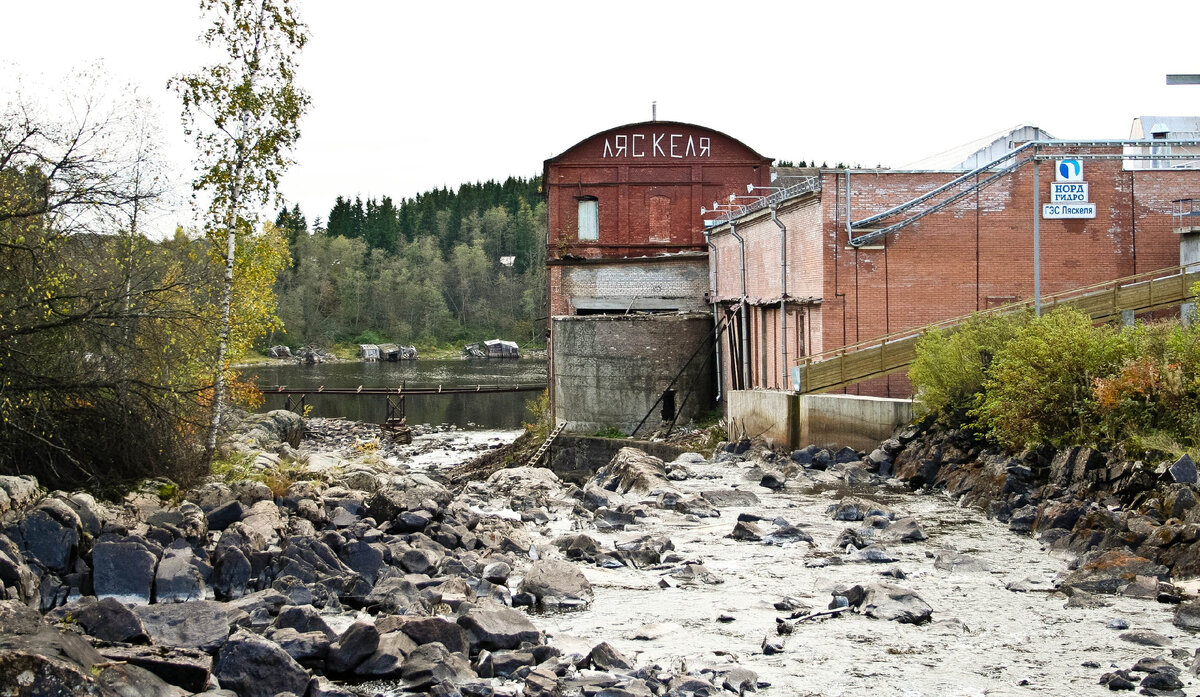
left=792, top=264, right=1200, bottom=394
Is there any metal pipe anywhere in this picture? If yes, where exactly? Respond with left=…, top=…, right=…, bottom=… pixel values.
left=705, top=228, right=722, bottom=402
left=730, top=221, right=750, bottom=389
left=770, top=205, right=789, bottom=390
left=1034, top=146, right=1041, bottom=315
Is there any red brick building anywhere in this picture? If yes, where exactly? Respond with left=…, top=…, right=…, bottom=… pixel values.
left=708, top=136, right=1200, bottom=401
left=544, top=121, right=771, bottom=432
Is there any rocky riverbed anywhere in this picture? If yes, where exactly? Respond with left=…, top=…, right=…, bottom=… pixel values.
left=2, top=412, right=1199, bottom=696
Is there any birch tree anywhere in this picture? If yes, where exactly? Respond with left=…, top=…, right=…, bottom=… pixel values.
left=172, top=0, right=309, bottom=461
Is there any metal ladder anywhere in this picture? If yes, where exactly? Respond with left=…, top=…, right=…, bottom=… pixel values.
left=527, top=422, right=567, bottom=468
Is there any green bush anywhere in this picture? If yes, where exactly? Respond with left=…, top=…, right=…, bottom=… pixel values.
left=353, top=329, right=384, bottom=345
left=974, top=308, right=1129, bottom=450
left=908, top=311, right=1030, bottom=425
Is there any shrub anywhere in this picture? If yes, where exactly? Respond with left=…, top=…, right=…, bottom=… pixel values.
left=974, top=308, right=1129, bottom=449
left=908, top=311, right=1030, bottom=425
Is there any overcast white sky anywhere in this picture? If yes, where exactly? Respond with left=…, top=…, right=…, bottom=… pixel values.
left=3, top=0, right=1199, bottom=237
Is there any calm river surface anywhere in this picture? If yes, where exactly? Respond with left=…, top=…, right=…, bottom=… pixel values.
left=248, top=358, right=546, bottom=429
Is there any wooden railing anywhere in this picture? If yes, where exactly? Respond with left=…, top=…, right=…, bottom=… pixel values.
left=794, top=264, right=1200, bottom=394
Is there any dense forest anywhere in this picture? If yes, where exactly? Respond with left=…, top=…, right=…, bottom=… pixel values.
left=271, top=177, right=548, bottom=350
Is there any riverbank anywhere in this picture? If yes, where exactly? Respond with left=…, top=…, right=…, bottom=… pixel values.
left=4, top=414, right=1200, bottom=696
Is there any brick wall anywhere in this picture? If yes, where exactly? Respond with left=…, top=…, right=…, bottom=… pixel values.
left=713, top=149, right=1200, bottom=399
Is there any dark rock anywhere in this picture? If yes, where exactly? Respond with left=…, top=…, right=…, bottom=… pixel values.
left=133, top=600, right=238, bottom=653
left=1172, top=599, right=1200, bottom=629
left=761, top=635, right=785, bottom=655
left=93, top=538, right=158, bottom=604
left=489, top=650, right=535, bottom=677
left=13, top=499, right=81, bottom=573
left=519, top=558, right=593, bottom=609
left=213, top=629, right=311, bottom=697
left=553, top=533, right=604, bottom=562
left=722, top=667, right=758, bottom=695
left=49, top=596, right=149, bottom=644
left=1131, top=657, right=1177, bottom=674
left=588, top=641, right=633, bottom=671
left=1008, top=505, right=1038, bottom=534
left=1140, top=670, right=1184, bottom=691
left=213, top=546, right=252, bottom=600
left=326, top=621, right=379, bottom=674
left=829, top=497, right=894, bottom=521
left=401, top=642, right=476, bottom=691
left=458, top=606, right=543, bottom=652
left=267, top=627, right=331, bottom=664
left=833, top=447, right=861, bottom=464
left=762, top=525, right=813, bottom=546
left=851, top=582, right=933, bottom=624
left=883, top=517, right=927, bottom=543
left=1170, top=455, right=1198, bottom=484
left=97, top=644, right=213, bottom=693
left=759, top=470, right=786, bottom=490
left=1059, top=549, right=1168, bottom=595
left=728, top=521, right=764, bottom=542
left=1099, top=669, right=1137, bottom=690
left=396, top=616, right=470, bottom=655
left=155, top=541, right=208, bottom=603
left=364, top=576, right=427, bottom=615
left=273, top=604, right=335, bottom=640
left=206, top=500, right=245, bottom=531
left=850, top=544, right=898, bottom=564
left=354, top=630, right=418, bottom=679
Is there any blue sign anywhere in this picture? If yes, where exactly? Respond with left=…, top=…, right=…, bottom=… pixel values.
left=1056, top=159, right=1083, bottom=182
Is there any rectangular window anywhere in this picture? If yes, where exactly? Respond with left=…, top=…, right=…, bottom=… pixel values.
left=577, top=198, right=598, bottom=240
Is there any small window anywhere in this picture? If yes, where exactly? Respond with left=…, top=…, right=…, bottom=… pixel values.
left=577, top=197, right=598, bottom=240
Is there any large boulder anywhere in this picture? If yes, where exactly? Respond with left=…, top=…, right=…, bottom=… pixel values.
left=133, top=600, right=239, bottom=654
left=1058, top=549, right=1168, bottom=595
left=93, top=538, right=160, bottom=604
left=400, top=642, right=476, bottom=691
left=155, top=540, right=209, bottom=603
left=213, top=629, right=311, bottom=697
left=458, top=606, right=543, bottom=652
left=519, top=558, right=594, bottom=610
left=486, top=467, right=564, bottom=506
left=595, top=448, right=673, bottom=495
left=366, top=473, right=453, bottom=522
left=12, top=498, right=82, bottom=574
left=851, top=583, right=933, bottom=624
left=232, top=409, right=303, bottom=451
left=49, top=596, right=149, bottom=644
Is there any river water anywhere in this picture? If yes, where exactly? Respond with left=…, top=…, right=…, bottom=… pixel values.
left=247, top=358, right=546, bottom=429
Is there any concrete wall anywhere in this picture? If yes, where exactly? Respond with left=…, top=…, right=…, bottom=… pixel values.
left=727, top=390, right=912, bottom=452
left=553, top=313, right=714, bottom=434
left=560, top=258, right=709, bottom=313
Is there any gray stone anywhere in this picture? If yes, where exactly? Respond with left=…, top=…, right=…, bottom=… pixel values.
left=14, top=499, right=81, bottom=573
left=759, top=470, right=786, bottom=490
left=326, top=621, right=379, bottom=674
left=1119, top=629, right=1171, bottom=646
left=155, top=541, right=208, bottom=603
left=213, top=629, right=310, bottom=697
left=50, top=596, right=149, bottom=644
left=519, top=558, right=593, bottom=609
left=588, top=641, right=633, bottom=671
left=354, top=630, right=418, bottom=678
left=828, top=497, right=895, bottom=522
left=595, top=448, right=673, bottom=495
left=94, top=538, right=159, bottom=604
left=267, top=627, right=331, bottom=664
left=401, top=642, right=476, bottom=691
left=133, top=600, right=238, bottom=653
left=1171, top=454, right=1198, bottom=484
left=273, top=604, right=335, bottom=640
left=699, top=489, right=761, bottom=507
left=728, top=521, right=764, bottom=542
left=458, top=606, right=543, bottom=651
left=397, top=616, right=470, bottom=655
left=855, top=582, right=933, bottom=624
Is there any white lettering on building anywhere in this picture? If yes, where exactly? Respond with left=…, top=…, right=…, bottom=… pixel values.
left=601, top=133, right=712, bottom=159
